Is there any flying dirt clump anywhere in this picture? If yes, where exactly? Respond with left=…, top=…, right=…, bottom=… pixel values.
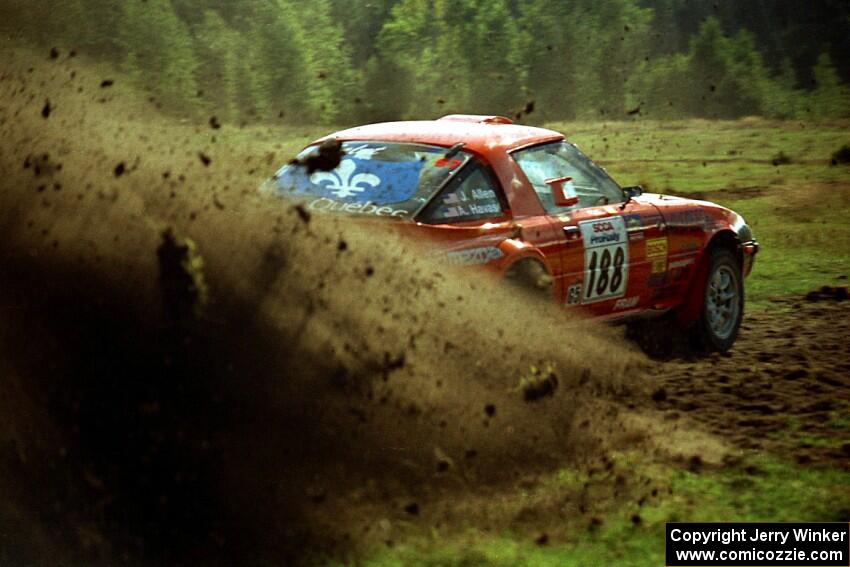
left=157, top=228, right=209, bottom=321
left=805, top=285, right=849, bottom=301
left=287, top=137, right=344, bottom=173
left=518, top=363, right=560, bottom=402
left=831, top=144, right=850, bottom=165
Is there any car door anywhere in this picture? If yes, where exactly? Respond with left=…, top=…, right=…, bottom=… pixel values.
left=511, top=141, right=668, bottom=316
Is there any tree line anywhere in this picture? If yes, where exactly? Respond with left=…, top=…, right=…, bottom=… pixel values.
left=6, top=0, right=850, bottom=124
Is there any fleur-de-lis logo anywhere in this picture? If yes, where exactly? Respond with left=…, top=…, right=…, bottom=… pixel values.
left=310, top=159, right=380, bottom=199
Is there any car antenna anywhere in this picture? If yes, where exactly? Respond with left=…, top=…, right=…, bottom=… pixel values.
left=444, top=142, right=464, bottom=159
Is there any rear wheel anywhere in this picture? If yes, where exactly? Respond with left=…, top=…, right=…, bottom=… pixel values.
left=691, top=247, right=743, bottom=352
left=505, top=260, right=552, bottom=301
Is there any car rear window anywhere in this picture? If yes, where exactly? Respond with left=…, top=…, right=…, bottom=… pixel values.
left=266, top=141, right=472, bottom=219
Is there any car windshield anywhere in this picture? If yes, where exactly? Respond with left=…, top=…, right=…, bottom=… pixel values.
left=512, top=141, right=623, bottom=212
left=266, top=141, right=472, bottom=219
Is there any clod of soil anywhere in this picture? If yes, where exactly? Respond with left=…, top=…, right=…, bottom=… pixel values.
left=288, top=138, right=344, bottom=173
left=805, top=285, right=849, bottom=301
left=771, top=151, right=792, bottom=166
left=520, top=365, right=559, bottom=402
left=830, top=145, right=850, bottom=165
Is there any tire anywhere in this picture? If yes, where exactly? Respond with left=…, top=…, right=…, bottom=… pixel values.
left=626, top=314, right=677, bottom=358
left=691, top=247, right=744, bottom=353
left=505, top=260, right=553, bottom=301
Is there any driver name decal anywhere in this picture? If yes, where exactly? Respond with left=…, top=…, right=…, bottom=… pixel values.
left=579, top=216, right=629, bottom=303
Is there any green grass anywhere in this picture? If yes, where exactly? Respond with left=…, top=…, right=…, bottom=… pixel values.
left=339, top=458, right=850, bottom=567
left=726, top=189, right=850, bottom=305
left=557, top=119, right=850, bottom=193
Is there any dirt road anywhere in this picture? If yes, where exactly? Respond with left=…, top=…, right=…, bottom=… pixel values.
left=646, top=297, right=850, bottom=469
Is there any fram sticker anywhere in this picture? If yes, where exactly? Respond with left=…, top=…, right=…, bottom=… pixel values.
left=613, top=296, right=638, bottom=310
left=579, top=217, right=629, bottom=303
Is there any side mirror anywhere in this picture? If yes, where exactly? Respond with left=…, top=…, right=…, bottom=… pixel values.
left=623, top=185, right=643, bottom=198
left=545, top=176, right=579, bottom=207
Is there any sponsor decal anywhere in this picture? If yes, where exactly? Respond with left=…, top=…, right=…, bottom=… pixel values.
left=664, top=209, right=710, bottom=229
left=444, top=246, right=504, bottom=266
left=308, top=197, right=407, bottom=217
left=276, top=152, right=424, bottom=206
left=434, top=157, right=462, bottom=170
left=579, top=217, right=629, bottom=303
left=623, top=213, right=642, bottom=230
left=677, top=241, right=699, bottom=253
left=645, top=237, right=668, bottom=274
left=566, top=283, right=582, bottom=305
left=613, top=296, right=638, bottom=311
left=669, top=258, right=695, bottom=269
left=648, top=272, right=668, bottom=287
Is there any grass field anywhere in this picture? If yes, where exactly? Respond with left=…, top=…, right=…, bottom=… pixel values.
left=344, top=458, right=847, bottom=566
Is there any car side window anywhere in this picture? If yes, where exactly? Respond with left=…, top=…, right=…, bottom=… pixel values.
left=418, top=163, right=507, bottom=223
left=512, top=141, right=624, bottom=213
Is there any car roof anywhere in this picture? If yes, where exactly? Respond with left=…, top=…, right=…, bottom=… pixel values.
left=317, top=115, right=564, bottom=155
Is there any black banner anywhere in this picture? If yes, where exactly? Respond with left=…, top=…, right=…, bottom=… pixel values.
left=666, top=523, right=850, bottom=566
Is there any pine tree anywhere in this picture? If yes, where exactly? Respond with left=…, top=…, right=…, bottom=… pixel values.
left=119, top=0, right=201, bottom=113
left=810, top=53, right=850, bottom=118
left=457, top=0, right=525, bottom=117
left=296, top=0, right=360, bottom=123
left=194, top=10, right=240, bottom=121
left=517, top=0, right=578, bottom=120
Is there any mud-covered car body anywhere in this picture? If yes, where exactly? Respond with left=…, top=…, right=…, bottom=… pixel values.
left=265, top=115, right=758, bottom=350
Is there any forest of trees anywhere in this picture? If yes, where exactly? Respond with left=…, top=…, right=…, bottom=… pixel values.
left=5, top=0, right=850, bottom=124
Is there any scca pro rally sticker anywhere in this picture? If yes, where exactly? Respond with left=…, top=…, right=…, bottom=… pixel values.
left=579, top=216, right=629, bottom=303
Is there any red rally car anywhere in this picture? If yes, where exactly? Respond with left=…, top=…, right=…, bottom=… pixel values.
left=263, top=115, right=759, bottom=352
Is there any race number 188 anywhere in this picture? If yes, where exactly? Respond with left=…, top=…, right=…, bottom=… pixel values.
left=579, top=217, right=629, bottom=303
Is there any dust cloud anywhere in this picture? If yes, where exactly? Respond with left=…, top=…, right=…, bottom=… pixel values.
left=0, top=46, right=647, bottom=565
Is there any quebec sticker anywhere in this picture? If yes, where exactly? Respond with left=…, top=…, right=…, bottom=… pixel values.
left=579, top=216, right=629, bottom=303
